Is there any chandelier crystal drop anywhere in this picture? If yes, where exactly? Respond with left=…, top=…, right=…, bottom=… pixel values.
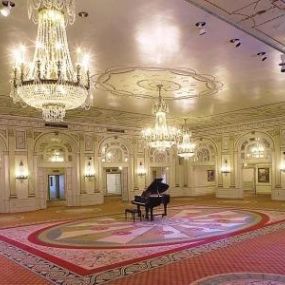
left=177, top=119, right=195, bottom=159
left=10, top=0, right=91, bottom=122
left=142, top=84, right=180, bottom=152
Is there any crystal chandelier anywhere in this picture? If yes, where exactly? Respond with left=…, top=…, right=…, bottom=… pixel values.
left=251, top=137, right=265, bottom=158
left=177, top=119, right=195, bottom=159
left=10, top=0, right=91, bottom=122
left=142, top=84, right=180, bottom=151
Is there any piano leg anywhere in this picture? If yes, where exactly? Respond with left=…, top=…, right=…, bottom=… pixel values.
left=163, top=203, right=167, bottom=217
left=145, top=207, right=149, bottom=220
left=150, top=207, right=154, bottom=221
left=136, top=205, right=142, bottom=221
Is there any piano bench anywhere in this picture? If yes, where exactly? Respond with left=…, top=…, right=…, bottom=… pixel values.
left=125, top=208, right=142, bottom=222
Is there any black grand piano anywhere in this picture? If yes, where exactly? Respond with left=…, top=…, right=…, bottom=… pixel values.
left=132, top=178, right=170, bottom=221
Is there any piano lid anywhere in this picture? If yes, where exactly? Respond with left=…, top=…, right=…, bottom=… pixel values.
left=146, top=178, right=169, bottom=194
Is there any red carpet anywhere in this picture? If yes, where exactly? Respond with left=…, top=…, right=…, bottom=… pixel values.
left=1, top=206, right=285, bottom=284
left=0, top=255, right=49, bottom=285
left=110, top=224, right=285, bottom=284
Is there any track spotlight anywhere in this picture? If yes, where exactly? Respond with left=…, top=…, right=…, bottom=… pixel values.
left=230, top=38, right=241, bottom=47
left=0, top=0, right=15, bottom=17
left=78, top=11, right=88, bottom=18
left=195, top=21, right=206, bottom=36
left=279, top=54, right=285, bottom=72
left=257, top=52, right=267, bottom=61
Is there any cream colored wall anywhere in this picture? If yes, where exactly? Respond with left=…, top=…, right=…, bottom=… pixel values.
left=0, top=117, right=285, bottom=212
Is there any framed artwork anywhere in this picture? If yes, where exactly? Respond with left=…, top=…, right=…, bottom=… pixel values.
left=257, top=168, right=270, bottom=183
left=207, top=170, right=215, bottom=182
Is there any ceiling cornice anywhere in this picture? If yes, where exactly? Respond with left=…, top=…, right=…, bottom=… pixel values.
left=184, top=0, right=285, bottom=53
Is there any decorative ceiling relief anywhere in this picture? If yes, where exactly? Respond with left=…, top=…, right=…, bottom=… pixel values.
left=96, top=67, right=223, bottom=101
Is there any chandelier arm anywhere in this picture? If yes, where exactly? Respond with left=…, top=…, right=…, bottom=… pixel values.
left=11, top=1, right=92, bottom=122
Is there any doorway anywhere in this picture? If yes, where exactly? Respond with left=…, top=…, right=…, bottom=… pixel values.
left=242, top=168, right=256, bottom=195
left=48, top=174, right=65, bottom=200
left=106, top=173, right=122, bottom=195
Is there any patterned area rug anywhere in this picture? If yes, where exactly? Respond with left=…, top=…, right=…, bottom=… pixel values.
left=30, top=206, right=265, bottom=249
left=1, top=206, right=285, bottom=284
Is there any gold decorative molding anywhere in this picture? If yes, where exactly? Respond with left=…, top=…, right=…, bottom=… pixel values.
left=96, top=67, right=223, bottom=101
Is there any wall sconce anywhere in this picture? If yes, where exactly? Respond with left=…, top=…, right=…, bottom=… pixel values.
left=221, top=159, right=230, bottom=175
left=84, top=157, right=95, bottom=179
left=137, top=162, right=146, bottom=176
left=280, top=152, right=285, bottom=172
left=16, top=160, right=28, bottom=180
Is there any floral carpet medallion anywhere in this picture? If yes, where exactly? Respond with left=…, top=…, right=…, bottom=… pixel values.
left=192, top=273, right=285, bottom=284
left=1, top=206, right=285, bottom=284
left=30, top=206, right=265, bottom=248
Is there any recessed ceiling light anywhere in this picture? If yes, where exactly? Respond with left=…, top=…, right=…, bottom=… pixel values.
left=279, top=54, right=285, bottom=72
left=78, top=11, right=88, bottom=18
left=195, top=21, right=206, bottom=36
left=0, top=0, right=15, bottom=17
left=230, top=38, right=241, bottom=47
left=257, top=52, right=267, bottom=61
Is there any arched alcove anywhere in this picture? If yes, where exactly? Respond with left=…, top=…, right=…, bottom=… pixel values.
left=0, top=134, right=9, bottom=212
left=34, top=132, right=79, bottom=154
left=235, top=131, right=274, bottom=194
left=99, top=137, right=130, bottom=163
left=187, top=138, right=218, bottom=195
left=33, top=132, right=80, bottom=208
left=98, top=136, right=131, bottom=201
left=194, top=140, right=217, bottom=165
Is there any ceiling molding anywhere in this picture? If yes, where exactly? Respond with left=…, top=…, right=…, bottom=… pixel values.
left=95, top=66, right=223, bottom=101
left=184, top=0, right=285, bottom=53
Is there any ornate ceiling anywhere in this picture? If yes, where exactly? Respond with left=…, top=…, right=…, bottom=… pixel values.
left=96, top=67, right=222, bottom=100
left=1, top=0, right=285, bottom=130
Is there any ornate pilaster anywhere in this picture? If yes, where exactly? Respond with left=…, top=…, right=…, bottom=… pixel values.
left=174, top=153, right=180, bottom=187
left=183, top=158, right=188, bottom=187
left=132, top=138, right=138, bottom=191
left=8, top=129, right=16, bottom=198
left=79, top=134, right=85, bottom=194
left=272, top=128, right=281, bottom=188
left=27, top=130, right=35, bottom=197
left=93, top=136, right=99, bottom=192
left=229, top=136, right=236, bottom=188
left=216, top=137, right=223, bottom=187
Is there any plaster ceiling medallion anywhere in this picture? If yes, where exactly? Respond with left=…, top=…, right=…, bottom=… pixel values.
left=96, top=67, right=223, bottom=101
left=10, top=0, right=92, bottom=122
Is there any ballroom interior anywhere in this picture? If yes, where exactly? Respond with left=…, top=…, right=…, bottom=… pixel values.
left=2, top=0, right=285, bottom=284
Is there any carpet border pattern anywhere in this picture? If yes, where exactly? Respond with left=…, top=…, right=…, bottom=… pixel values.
left=191, top=272, right=285, bottom=284
left=1, top=220, right=285, bottom=284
